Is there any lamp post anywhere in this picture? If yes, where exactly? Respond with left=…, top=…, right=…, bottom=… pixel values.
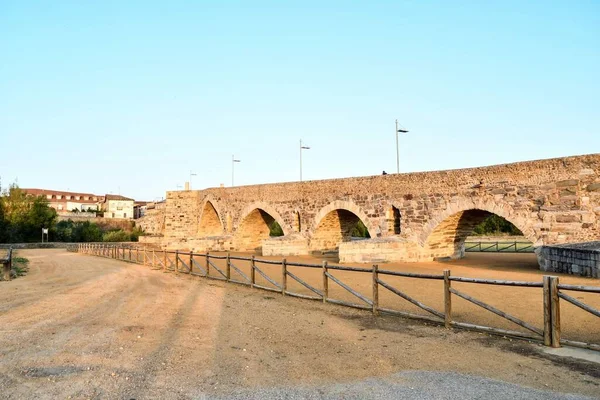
left=232, top=155, right=241, bottom=187
left=300, top=139, right=310, bottom=182
left=189, top=170, right=197, bottom=190
left=395, top=119, right=409, bottom=174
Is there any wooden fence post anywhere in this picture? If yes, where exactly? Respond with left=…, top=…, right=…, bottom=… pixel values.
left=444, top=269, right=452, bottom=328
left=175, top=250, right=179, bottom=273
left=372, top=264, right=379, bottom=315
left=226, top=252, right=231, bottom=281
left=543, top=276, right=552, bottom=346
left=282, top=258, right=287, bottom=296
left=250, top=255, right=256, bottom=288
left=322, top=261, right=328, bottom=303
left=550, top=276, right=561, bottom=348
left=136, top=247, right=139, bottom=263
left=206, top=252, right=210, bottom=276
left=129, top=247, right=132, bottom=262
left=163, top=250, right=167, bottom=271
left=2, top=262, right=10, bottom=281
left=189, top=252, right=193, bottom=274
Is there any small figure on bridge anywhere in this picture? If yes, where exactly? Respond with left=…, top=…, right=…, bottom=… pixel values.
left=382, top=171, right=388, bottom=175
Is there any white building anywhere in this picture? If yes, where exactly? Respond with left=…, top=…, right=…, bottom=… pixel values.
left=102, top=194, right=135, bottom=219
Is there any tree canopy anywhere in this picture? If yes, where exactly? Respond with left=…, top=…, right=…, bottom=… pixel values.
left=0, top=185, right=57, bottom=242
left=473, top=214, right=523, bottom=236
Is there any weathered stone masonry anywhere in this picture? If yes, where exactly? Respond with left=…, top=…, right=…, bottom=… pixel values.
left=139, top=154, right=600, bottom=275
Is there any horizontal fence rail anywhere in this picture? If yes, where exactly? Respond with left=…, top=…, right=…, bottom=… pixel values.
left=464, top=241, right=535, bottom=253
left=77, top=243, right=600, bottom=352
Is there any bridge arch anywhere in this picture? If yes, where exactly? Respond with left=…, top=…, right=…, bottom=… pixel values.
left=198, top=196, right=225, bottom=237
left=234, top=202, right=291, bottom=252
left=309, top=200, right=376, bottom=252
left=419, top=197, right=538, bottom=259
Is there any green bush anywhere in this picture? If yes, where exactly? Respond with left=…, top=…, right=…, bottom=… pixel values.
left=129, top=227, right=144, bottom=242
left=54, top=220, right=103, bottom=242
left=103, top=230, right=132, bottom=242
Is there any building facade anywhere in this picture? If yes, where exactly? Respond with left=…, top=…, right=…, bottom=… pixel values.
left=21, top=189, right=104, bottom=213
left=102, top=195, right=135, bottom=219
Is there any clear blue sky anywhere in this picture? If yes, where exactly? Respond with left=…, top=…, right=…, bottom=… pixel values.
left=1, top=1, right=598, bottom=201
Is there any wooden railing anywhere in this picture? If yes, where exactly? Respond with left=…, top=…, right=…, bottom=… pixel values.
left=77, top=243, right=600, bottom=351
left=1, top=248, right=13, bottom=281
left=464, top=241, right=534, bottom=253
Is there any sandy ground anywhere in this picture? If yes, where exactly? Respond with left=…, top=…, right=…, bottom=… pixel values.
left=192, top=250, right=600, bottom=345
left=0, top=249, right=599, bottom=399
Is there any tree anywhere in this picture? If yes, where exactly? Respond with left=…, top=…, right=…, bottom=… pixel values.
left=269, top=220, right=284, bottom=236
left=0, top=198, right=6, bottom=242
left=473, top=215, right=523, bottom=236
left=0, top=184, right=57, bottom=243
left=351, top=220, right=371, bottom=238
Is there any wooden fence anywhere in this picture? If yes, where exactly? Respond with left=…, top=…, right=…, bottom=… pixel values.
left=464, top=241, right=534, bottom=253
left=1, top=247, right=13, bottom=281
left=77, top=243, right=600, bottom=352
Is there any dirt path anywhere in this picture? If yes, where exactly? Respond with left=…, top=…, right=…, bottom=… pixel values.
left=191, top=251, right=600, bottom=345
left=0, top=249, right=599, bottom=399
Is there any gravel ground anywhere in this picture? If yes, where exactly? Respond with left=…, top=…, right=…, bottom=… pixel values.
left=0, top=249, right=598, bottom=399
left=211, top=371, right=596, bottom=400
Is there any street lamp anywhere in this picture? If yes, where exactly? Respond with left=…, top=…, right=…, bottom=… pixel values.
left=300, top=139, right=310, bottom=182
left=189, top=170, right=197, bottom=190
left=232, top=155, right=241, bottom=187
left=395, top=119, right=409, bottom=174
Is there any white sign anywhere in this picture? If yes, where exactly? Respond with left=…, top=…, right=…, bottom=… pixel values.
left=42, top=228, right=49, bottom=234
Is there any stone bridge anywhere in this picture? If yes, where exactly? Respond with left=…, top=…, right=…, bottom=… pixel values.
left=140, top=154, right=600, bottom=267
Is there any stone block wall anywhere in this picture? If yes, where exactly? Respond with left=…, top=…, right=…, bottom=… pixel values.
left=263, top=234, right=309, bottom=256
left=339, top=237, right=423, bottom=263
left=537, top=242, right=600, bottom=278
left=136, top=202, right=166, bottom=235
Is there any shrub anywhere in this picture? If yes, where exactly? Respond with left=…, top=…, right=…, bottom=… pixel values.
left=103, top=230, right=132, bottom=242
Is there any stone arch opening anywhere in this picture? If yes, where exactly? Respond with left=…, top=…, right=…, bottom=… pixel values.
left=236, top=208, right=285, bottom=252
left=198, top=201, right=224, bottom=236
left=424, top=209, right=530, bottom=260
left=310, top=209, right=371, bottom=253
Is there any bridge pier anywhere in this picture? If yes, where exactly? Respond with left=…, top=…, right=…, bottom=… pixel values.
left=339, top=238, right=421, bottom=263
left=262, top=234, right=309, bottom=257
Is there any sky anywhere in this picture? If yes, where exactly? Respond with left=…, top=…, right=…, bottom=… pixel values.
left=1, top=1, right=599, bottom=201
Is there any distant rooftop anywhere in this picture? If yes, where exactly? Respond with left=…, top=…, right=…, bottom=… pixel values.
left=21, top=188, right=103, bottom=203
left=104, top=194, right=135, bottom=202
